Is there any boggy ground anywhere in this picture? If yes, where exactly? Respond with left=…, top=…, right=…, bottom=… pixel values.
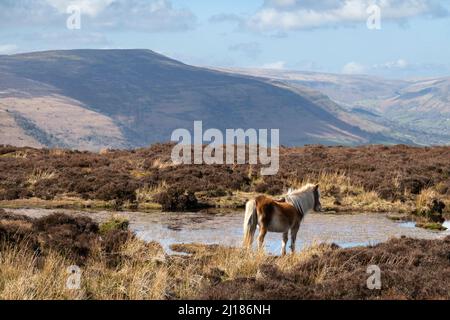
left=0, top=209, right=449, bottom=300
left=0, top=144, right=449, bottom=219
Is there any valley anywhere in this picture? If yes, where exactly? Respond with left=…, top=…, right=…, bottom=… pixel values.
left=3, top=50, right=447, bottom=150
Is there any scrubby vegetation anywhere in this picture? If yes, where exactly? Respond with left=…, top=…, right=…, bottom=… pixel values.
left=0, top=209, right=449, bottom=300
left=98, top=216, right=129, bottom=236
left=0, top=144, right=449, bottom=221
left=199, top=235, right=450, bottom=300
left=153, top=189, right=199, bottom=212
left=413, top=188, right=446, bottom=226
left=0, top=208, right=132, bottom=266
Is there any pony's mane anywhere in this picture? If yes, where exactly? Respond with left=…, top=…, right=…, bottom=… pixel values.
left=287, top=183, right=316, bottom=196
left=285, top=183, right=317, bottom=215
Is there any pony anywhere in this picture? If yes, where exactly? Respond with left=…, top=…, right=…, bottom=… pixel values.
left=242, top=183, right=322, bottom=255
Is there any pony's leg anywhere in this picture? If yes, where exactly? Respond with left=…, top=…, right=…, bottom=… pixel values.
left=257, top=226, right=267, bottom=252
left=290, top=223, right=300, bottom=253
left=281, top=232, right=288, bottom=256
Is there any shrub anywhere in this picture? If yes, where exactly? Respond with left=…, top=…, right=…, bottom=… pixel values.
left=0, top=188, right=21, bottom=200
left=251, top=176, right=282, bottom=195
left=0, top=211, right=133, bottom=266
left=0, top=211, right=37, bottom=250
left=33, top=213, right=100, bottom=264
left=435, top=182, right=449, bottom=195
left=102, top=228, right=134, bottom=267
left=415, top=222, right=447, bottom=231
left=401, top=176, right=430, bottom=195
left=99, top=217, right=129, bottom=235
left=205, top=188, right=228, bottom=198
left=154, top=189, right=198, bottom=211
left=414, top=189, right=446, bottom=224
left=94, top=181, right=137, bottom=202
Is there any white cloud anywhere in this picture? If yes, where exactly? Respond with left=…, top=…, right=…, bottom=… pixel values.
left=246, top=0, right=448, bottom=31
left=0, top=44, right=18, bottom=54
left=374, top=59, right=409, bottom=69
left=342, top=59, right=412, bottom=75
left=261, top=61, right=286, bottom=69
left=45, top=0, right=114, bottom=17
left=97, top=0, right=196, bottom=31
left=342, top=61, right=367, bottom=74
left=265, top=0, right=343, bottom=10
left=0, top=0, right=196, bottom=32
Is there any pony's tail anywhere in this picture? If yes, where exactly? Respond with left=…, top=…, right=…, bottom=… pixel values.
left=242, top=199, right=257, bottom=249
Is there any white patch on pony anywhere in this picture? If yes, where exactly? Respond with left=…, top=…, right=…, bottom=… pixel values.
left=285, top=183, right=317, bottom=216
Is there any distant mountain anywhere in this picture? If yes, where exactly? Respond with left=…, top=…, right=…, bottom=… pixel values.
left=379, top=78, right=450, bottom=140
left=0, top=50, right=412, bottom=150
left=221, top=68, right=450, bottom=145
left=216, top=68, right=409, bottom=106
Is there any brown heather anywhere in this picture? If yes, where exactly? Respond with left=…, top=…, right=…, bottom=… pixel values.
left=0, top=144, right=448, bottom=215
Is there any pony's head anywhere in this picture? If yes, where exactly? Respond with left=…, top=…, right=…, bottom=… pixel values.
left=286, top=183, right=322, bottom=214
left=313, top=184, right=322, bottom=212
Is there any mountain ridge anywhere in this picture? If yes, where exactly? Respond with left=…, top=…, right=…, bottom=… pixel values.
left=0, top=49, right=421, bottom=150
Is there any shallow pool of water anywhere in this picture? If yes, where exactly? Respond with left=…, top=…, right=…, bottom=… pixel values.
left=7, top=208, right=450, bottom=255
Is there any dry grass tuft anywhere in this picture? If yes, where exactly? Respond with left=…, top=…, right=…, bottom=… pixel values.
left=135, top=181, right=168, bottom=203
left=416, top=188, right=438, bottom=211
left=151, top=158, right=174, bottom=170
left=27, top=169, right=57, bottom=186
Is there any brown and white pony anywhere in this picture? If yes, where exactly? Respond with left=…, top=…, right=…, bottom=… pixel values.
left=242, top=183, right=322, bottom=255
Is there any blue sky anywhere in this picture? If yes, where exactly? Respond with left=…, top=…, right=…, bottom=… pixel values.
left=1, top=0, right=449, bottom=78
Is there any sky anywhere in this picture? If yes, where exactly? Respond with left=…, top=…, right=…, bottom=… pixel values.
left=0, top=0, right=449, bottom=78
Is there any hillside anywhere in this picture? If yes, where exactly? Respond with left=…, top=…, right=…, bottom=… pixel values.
left=217, top=68, right=409, bottom=105
left=0, top=50, right=407, bottom=150
left=220, top=68, right=450, bottom=145
left=380, top=78, right=450, bottom=138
